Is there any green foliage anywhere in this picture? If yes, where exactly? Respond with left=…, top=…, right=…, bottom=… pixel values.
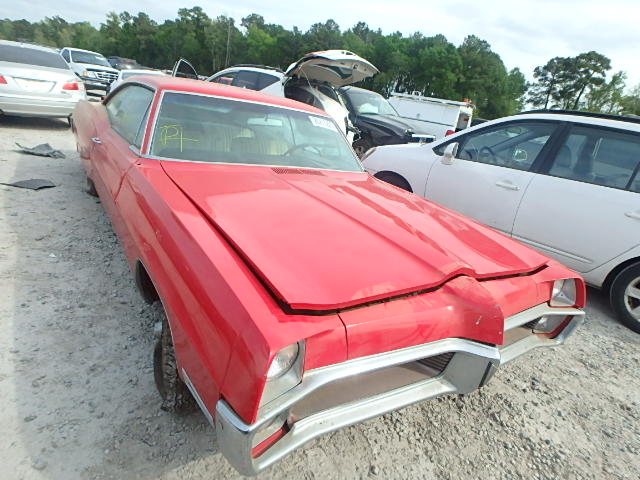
left=1, top=9, right=531, bottom=118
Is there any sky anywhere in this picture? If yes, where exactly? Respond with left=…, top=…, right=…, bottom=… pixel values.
left=2, top=0, right=639, bottom=89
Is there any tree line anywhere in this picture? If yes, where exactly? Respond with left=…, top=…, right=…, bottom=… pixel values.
left=1, top=8, right=639, bottom=118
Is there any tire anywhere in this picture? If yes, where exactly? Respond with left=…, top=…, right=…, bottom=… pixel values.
left=609, top=262, right=640, bottom=334
left=86, top=177, right=98, bottom=197
left=153, top=309, right=198, bottom=413
left=374, top=172, right=412, bottom=192
left=353, top=137, right=373, bottom=159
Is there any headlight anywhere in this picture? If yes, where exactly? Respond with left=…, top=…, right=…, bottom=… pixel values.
left=267, top=343, right=299, bottom=379
left=261, top=342, right=304, bottom=406
left=82, top=71, right=96, bottom=78
left=550, top=279, right=577, bottom=307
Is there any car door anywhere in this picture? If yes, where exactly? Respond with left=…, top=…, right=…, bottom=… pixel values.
left=512, top=123, right=640, bottom=275
left=425, top=120, right=561, bottom=235
left=92, top=84, right=154, bottom=214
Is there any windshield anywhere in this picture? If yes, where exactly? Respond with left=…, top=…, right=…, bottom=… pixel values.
left=346, top=89, right=398, bottom=116
left=150, top=92, right=362, bottom=172
left=70, top=51, right=111, bottom=67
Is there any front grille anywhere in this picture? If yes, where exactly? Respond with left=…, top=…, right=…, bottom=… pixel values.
left=89, top=69, right=118, bottom=82
left=289, top=353, right=454, bottom=422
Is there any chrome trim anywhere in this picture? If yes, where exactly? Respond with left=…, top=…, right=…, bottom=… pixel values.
left=181, top=368, right=214, bottom=426
left=216, top=338, right=499, bottom=476
left=213, top=302, right=584, bottom=475
left=504, top=303, right=584, bottom=331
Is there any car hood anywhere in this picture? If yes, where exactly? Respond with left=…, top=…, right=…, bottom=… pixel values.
left=358, top=114, right=429, bottom=135
left=75, top=63, right=118, bottom=73
left=161, top=162, right=549, bottom=311
left=285, top=50, right=378, bottom=87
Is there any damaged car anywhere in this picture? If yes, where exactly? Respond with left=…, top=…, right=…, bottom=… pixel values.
left=72, top=75, right=586, bottom=476
left=207, top=50, right=378, bottom=143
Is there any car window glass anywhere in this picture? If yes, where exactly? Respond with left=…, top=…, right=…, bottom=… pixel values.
left=347, top=90, right=398, bottom=116
left=548, top=125, right=640, bottom=190
left=0, top=44, right=68, bottom=69
left=70, top=50, right=111, bottom=67
left=232, top=70, right=260, bottom=90
left=210, top=72, right=236, bottom=85
left=150, top=92, right=362, bottom=172
left=106, top=86, right=154, bottom=146
left=61, top=50, right=70, bottom=62
left=455, top=122, right=556, bottom=171
left=257, top=73, right=279, bottom=90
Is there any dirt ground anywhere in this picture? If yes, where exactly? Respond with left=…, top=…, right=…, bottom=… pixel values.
left=1, top=115, right=639, bottom=480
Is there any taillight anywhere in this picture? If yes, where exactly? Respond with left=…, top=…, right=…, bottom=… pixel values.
left=0, top=75, right=7, bottom=84
left=63, top=81, right=83, bottom=90
left=445, top=129, right=455, bottom=136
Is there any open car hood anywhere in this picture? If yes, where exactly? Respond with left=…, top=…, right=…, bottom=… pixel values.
left=284, top=50, right=379, bottom=87
left=161, top=162, right=549, bottom=312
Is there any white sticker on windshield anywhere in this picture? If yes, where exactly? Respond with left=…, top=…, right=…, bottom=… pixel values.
left=309, top=116, right=337, bottom=131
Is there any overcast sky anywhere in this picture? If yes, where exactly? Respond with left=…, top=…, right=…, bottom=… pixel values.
left=3, top=0, right=639, bottom=88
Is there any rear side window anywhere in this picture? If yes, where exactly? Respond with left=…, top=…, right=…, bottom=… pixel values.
left=232, top=70, right=260, bottom=90
left=0, top=44, right=68, bottom=69
left=210, top=71, right=236, bottom=85
left=106, top=85, right=154, bottom=147
left=257, top=73, right=279, bottom=90
left=548, top=125, right=640, bottom=191
left=61, top=50, right=70, bottom=62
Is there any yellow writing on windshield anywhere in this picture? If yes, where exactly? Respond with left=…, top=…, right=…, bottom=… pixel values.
left=157, top=124, right=199, bottom=152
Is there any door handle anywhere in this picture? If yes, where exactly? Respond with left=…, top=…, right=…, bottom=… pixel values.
left=625, top=211, right=640, bottom=220
left=495, top=180, right=519, bottom=191
left=91, top=137, right=102, bottom=144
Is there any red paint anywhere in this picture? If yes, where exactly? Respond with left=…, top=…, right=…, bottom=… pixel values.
left=73, top=76, right=585, bottom=426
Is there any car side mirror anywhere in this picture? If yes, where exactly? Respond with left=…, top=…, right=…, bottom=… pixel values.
left=442, top=142, right=459, bottom=165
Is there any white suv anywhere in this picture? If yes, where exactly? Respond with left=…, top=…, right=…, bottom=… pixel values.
left=60, top=47, right=118, bottom=96
left=207, top=51, right=379, bottom=143
left=363, top=110, right=640, bottom=333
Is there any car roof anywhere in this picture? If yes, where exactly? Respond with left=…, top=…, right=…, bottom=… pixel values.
left=133, top=76, right=326, bottom=115
left=505, top=112, right=640, bottom=133
left=64, top=47, right=103, bottom=54
left=0, top=39, right=59, bottom=54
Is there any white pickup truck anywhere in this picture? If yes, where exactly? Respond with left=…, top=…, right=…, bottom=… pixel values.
left=388, top=93, right=474, bottom=139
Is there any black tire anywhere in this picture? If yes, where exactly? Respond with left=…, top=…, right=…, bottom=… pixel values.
left=374, top=172, right=412, bottom=192
left=86, top=177, right=98, bottom=197
left=153, top=310, right=198, bottom=413
left=609, top=262, right=640, bottom=334
left=353, top=137, right=373, bottom=159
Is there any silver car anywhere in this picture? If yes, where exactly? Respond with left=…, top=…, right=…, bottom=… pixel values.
left=0, top=40, right=86, bottom=122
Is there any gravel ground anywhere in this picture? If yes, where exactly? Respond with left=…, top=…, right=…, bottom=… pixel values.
left=1, top=115, right=639, bottom=480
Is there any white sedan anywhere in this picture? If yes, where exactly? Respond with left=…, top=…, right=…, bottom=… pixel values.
left=363, top=110, right=640, bottom=333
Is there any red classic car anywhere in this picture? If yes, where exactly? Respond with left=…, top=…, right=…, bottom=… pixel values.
left=72, top=75, right=586, bottom=475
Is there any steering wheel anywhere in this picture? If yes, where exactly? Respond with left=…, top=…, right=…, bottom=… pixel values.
left=283, top=144, right=322, bottom=156
left=479, top=146, right=499, bottom=165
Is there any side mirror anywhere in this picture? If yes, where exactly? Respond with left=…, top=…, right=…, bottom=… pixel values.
left=442, top=142, right=459, bottom=165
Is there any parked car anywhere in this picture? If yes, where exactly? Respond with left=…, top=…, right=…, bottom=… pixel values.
left=388, top=92, right=474, bottom=139
left=60, top=47, right=118, bottom=96
left=0, top=40, right=86, bottom=123
left=338, top=86, right=435, bottom=157
left=72, top=77, right=586, bottom=475
left=106, top=56, right=140, bottom=70
left=206, top=50, right=379, bottom=143
left=363, top=109, right=640, bottom=332
left=107, top=68, right=167, bottom=94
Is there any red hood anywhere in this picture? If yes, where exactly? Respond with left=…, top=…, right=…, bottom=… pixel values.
left=161, top=162, right=549, bottom=311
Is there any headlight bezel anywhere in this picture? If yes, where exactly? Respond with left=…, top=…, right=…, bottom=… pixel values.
left=260, top=341, right=305, bottom=406
left=550, top=278, right=577, bottom=307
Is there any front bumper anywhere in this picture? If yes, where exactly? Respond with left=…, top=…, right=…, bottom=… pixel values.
left=215, top=303, right=584, bottom=476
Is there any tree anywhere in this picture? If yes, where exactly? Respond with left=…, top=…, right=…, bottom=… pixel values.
left=620, top=84, right=640, bottom=116
left=585, top=71, right=626, bottom=114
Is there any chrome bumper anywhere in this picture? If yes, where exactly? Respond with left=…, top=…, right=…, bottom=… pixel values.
left=215, top=303, right=584, bottom=476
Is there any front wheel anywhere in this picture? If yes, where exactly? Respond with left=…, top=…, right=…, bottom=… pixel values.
left=609, top=263, right=640, bottom=333
left=153, top=307, right=198, bottom=413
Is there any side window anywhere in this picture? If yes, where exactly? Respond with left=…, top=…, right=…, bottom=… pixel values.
left=452, top=121, right=557, bottom=171
left=105, top=85, right=154, bottom=147
left=548, top=125, right=640, bottom=190
left=61, top=50, right=70, bottom=62
left=257, top=73, right=279, bottom=90
left=232, top=70, right=260, bottom=90
left=210, top=71, right=236, bottom=85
